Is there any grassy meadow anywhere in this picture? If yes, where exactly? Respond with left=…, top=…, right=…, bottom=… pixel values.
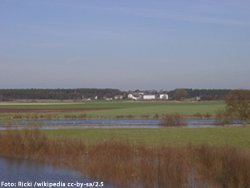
left=41, top=127, right=250, bottom=149
left=0, top=100, right=226, bottom=120
left=63, top=101, right=224, bottom=118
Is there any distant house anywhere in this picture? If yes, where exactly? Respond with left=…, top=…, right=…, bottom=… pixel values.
left=114, top=95, right=123, bottom=100
left=128, top=94, right=138, bottom=100
left=196, top=96, right=201, bottom=101
left=128, top=93, right=143, bottom=100
left=143, top=95, right=155, bottom=100
left=128, top=93, right=168, bottom=100
left=160, top=94, right=168, bottom=100
left=104, top=97, right=113, bottom=100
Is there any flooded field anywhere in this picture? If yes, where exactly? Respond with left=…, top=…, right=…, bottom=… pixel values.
left=0, top=119, right=244, bottom=130
left=0, top=157, right=118, bottom=188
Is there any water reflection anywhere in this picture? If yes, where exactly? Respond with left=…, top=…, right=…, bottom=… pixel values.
left=0, top=157, right=119, bottom=188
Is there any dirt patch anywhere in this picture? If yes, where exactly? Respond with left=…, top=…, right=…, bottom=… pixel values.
left=0, top=108, right=114, bottom=114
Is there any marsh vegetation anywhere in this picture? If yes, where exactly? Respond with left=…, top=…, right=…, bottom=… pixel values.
left=1, top=129, right=250, bottom=187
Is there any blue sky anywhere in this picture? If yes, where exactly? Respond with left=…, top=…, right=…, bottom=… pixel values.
left=1, top=0, right=250, bottom=91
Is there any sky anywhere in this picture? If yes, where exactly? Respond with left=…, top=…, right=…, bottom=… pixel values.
left=1, top=0, right=250, bottom=91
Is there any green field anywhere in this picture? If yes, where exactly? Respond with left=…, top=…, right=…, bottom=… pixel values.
left=41, top=127, right=250, bottom=149
left=0, top=100, right=226, bottom=119
left=75, top=101, right=225, bottom=118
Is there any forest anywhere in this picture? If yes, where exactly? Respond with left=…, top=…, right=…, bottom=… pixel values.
left=0, top=88, right=231, bottom=101
left=0, top=88, right=124, bottom=101
left=167, top=88, right=231, bottom=100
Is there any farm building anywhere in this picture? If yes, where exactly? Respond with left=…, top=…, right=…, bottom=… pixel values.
left=128, top=93, right=168, bottom=100
left=114, top=95, right=123, bottom=100
left=160, top=94, right=168, bottom=100
left=143, top=95, right=156, bottom=100
left=128, top=93, right=143, bottom=100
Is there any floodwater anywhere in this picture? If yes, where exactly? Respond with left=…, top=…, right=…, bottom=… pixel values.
left=3, top=118, right=216, bottom=125
left=0, top=119, right=244, bottom=130
left=0, top=157, right=119, bottom=188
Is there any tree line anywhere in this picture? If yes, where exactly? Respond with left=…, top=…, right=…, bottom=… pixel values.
left=0, top=88, right=124, bottom=101
left=0, top=88, right=233, bottom=101
left=168, top=89, right=232, bottom=101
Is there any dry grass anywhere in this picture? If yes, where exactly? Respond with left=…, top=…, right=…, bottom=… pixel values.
left=0, top=129, right=250, bottom=187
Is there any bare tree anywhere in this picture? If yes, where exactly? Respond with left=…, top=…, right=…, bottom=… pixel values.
left=225, top=89, right=250, bottom=125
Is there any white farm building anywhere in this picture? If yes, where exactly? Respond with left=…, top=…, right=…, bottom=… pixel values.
left=128, top=93, right=168, bottom=100
left=143, top=95, right=156, bottom=100
left=160, top=94, right=168, bottom=100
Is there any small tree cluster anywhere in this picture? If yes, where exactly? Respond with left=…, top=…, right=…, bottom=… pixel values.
left=225, top=89, right=250, bottom=125
left=173, top=89, right=188, bottom=101
left=217, top=89, right=250, bottom=125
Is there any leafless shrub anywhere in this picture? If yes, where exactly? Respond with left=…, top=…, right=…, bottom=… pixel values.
left=159, top=113, right=187, bottom=126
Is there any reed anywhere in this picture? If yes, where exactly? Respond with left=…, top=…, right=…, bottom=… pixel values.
left=1, top=129, right=250, bottom=187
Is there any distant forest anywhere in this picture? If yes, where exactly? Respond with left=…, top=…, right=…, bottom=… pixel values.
left=0, top=89, right=125, bottom=101
left=168, top=89, right=231, bottom=100
left=0, top=88, right=231, bottom=101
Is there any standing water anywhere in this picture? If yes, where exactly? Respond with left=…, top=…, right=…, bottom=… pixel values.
left=0, top=157, right=119, bottom=188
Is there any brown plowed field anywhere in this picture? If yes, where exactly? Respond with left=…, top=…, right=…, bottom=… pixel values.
left=0, top=108, right=113, bottom=113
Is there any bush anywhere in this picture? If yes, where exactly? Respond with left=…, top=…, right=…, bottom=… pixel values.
left=153, top=113, right=160, bottom=119
left=193, top=113, right=212, bottom=119
left=193, top=113, right=203, bottom=119
left=126, top=114, right=134, bottom=118
left=204, top=113, right=212, bottom=118
left=225, top=89, right=250, bottom=125
left=142, top=115, right=150, bottom=119
left=13, top=114, right=23, bottom=119
left=78, top=114, right=87, bottom=119
left=214, top=110, right=234, bottom=125
left=159, top=113, right=187, bottom=126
